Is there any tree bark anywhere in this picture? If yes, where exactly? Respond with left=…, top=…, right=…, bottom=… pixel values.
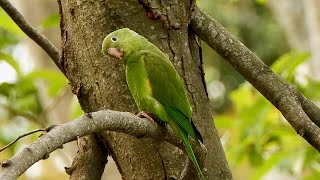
left=58, top=0, right=231, bottom=179
left=67, top=135, right=108, bottom=180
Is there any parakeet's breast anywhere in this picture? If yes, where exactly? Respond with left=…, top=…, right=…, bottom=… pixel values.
left=125, top=58, right=151, bottom=111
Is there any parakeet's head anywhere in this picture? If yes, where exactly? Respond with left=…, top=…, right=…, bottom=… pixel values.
left=102, top=28, right=142, bottom=60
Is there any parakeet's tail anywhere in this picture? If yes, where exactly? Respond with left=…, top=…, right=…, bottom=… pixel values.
left=179, top=128, right=205, bottom=180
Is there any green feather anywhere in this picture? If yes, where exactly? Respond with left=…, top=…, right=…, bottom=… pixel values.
left=164, top=106, right=203, bottom=143
left=179, top=127, right=205, bottom=180
left=166, top=106, right=204, bottom=179
left=102, top=28, right=204, bottom=179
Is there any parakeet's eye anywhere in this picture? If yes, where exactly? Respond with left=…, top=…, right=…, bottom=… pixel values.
left=111, top=36, right=118, bottom=42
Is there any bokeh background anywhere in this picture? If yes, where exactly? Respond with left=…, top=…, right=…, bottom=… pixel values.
left=1, top=0, right=320, bottom=179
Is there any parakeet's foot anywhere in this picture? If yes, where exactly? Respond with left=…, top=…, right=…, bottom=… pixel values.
left=137, top=111, right=156, bottom=122
left=137, top=111, right=165, bottom=124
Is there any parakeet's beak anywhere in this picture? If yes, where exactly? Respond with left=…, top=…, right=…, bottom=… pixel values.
left=108, top=48, right=123, bottom=60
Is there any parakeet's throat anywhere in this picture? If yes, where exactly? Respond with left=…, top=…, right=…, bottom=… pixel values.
left=108, top=48, right=123, bottom=59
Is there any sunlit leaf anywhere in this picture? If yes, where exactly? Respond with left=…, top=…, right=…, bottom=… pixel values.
left=0, top=51, right=22, bottom=77
left=272, top=51, right=310, bottom=81
left=25, top=70, right=68, bottom=97
left=0, top=79, right=42, bottom=116
left=255, top=0, right=267, bottom=5
left=215, top=115, right=233, bottom=128
left=299, top=80, right=320, bottom=100
left=0, top=9, right=24, bottom=36
left=248, top=144, right=263, bottom=166
left=41, top=13, right=59, bottom=29
left=251, top=152, right=287, bottom=180
left=70, top=96, right=84, bottom=120
left=0, top=27, right=19, bottom=48
left=10, top=80, right=41, bottom=114
left=0, top=82, right=13, bottom=97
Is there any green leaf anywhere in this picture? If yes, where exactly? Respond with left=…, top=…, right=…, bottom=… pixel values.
left=12, top=93, right=41, bottom=114
left=41, top=13, right=59, bottom=29
left=70, top=97, right=84, bottom=120
left=272, top=51, right=310, bottom=81
left=251, top=152, right=286, bottom=180
left=1, top=79, right=42, bottom=115
left=0, top=9, right=24, bottom=36
left=299, top=80, right=320, bottom=100
left=215, top=115, right=233, bottom=128
left=0, top=82, right=14, bottom=97
left=255, top=0, right=267, bottom=5
left=248, top=144, right=263, bottom=166
left=25, top=70, right=68, bottom=97
left=25, top=70, right=64, bottom=81
left=0, top=27, right=19, bottom=48
left=0, top=51, right=22, bottom=77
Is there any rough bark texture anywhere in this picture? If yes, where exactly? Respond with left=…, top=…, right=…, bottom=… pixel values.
left=67, top=135, right=108, bottom=180
left=58, top=0, right=231, bottom=179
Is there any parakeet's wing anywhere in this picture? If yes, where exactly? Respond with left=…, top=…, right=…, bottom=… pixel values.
left=141, top=50, right=203, bottom=142
left=164, top=106, right=203, bottom=143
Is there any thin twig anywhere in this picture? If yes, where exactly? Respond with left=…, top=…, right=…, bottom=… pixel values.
left=0, top=0, right=65, bottom=75
left=0, top=128, right=47, bottom=152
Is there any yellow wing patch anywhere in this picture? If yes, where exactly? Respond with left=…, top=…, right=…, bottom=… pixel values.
left=145, top=78, right=152, bottom=95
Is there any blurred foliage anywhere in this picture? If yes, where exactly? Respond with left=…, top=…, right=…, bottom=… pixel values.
left=0, top=9, right=24, bottom=37
left=40, top=13, right=59, bottom=29
left=0, top=7, right=81, bottom=180
left=0, top=7, right=81, bottom=142
left=198, top=0, right=320, bottom=179
left=199, top=0, right=289, bottom=113
left=215, top=51, right=320, bottom=179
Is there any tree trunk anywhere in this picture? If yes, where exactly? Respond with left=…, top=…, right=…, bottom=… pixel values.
left=58, top=0, right=231, bottom=179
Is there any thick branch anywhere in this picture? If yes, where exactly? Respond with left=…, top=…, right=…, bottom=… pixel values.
left=190, top=6, right=320, bottom=151
left=0, top=110, right=185, bottom=180
left=0, top=0, right=65, bottom=75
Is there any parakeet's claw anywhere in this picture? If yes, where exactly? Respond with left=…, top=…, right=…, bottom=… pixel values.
left=137, top=111, right=166, bottom=126
left=137, top=111, right=155, bottom=122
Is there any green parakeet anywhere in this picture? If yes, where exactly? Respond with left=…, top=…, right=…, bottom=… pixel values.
left=102, top=28, right=204, bottom=179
